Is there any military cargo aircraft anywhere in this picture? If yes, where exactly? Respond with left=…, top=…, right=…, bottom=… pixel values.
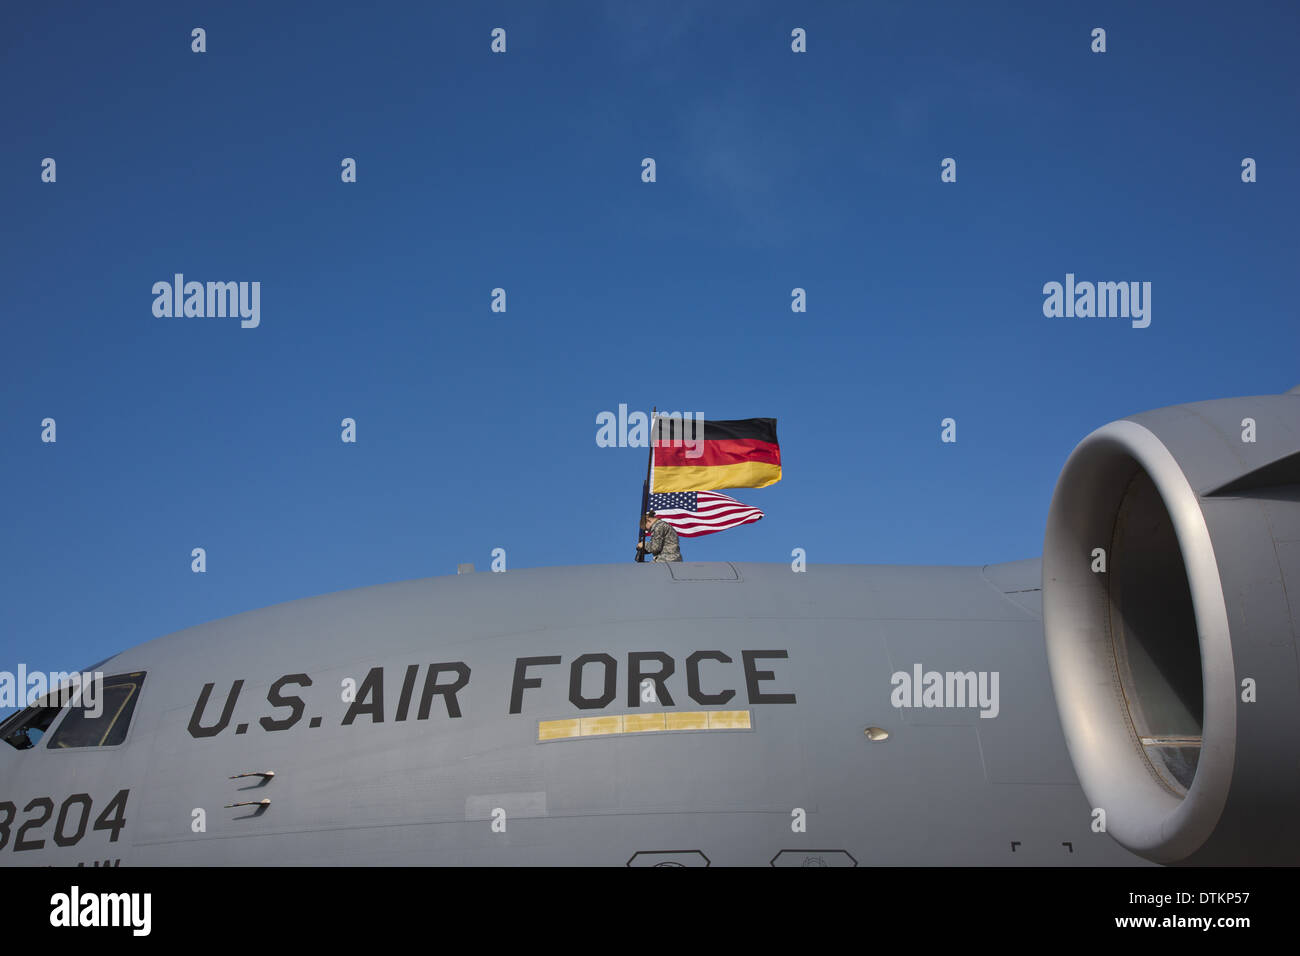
left=2, top=389, right=1297, bottom=866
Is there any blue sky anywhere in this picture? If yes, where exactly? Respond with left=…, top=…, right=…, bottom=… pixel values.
left=2, top=1, right=1297, bottom=697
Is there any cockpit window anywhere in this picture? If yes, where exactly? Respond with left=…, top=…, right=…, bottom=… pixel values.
left=46, top=672, right=147, bottom=749
left=0, top=691, right=69, bottom=750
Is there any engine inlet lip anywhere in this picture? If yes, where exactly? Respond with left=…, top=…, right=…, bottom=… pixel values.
left=1043, top=419, right=1236, bottom=863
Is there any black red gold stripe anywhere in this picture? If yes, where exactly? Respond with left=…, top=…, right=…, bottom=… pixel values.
left=651, top=417, right=781, bottom=492
left=653, top=461, right=781, bottom=492
left=652, top=417, right=778, bottom=444
left=654, top=439, right=780, bottom=469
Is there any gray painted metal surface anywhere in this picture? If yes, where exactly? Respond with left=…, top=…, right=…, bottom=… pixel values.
left=3, top=389, right=1297, bottom=866
left=0, top=559, right=1141, bottom=866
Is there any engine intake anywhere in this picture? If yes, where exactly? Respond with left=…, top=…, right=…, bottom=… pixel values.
left=1042, top=395, right=1300, bottom=864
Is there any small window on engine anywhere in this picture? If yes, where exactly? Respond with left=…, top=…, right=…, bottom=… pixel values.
left=46, top=672, right=147, bottom=749
left=0, top=690, right=69, bottom=750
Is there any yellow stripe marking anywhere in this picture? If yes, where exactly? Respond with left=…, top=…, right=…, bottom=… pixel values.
left=537, top=718, right=581, bottom=741
left=537, top=710, right=753, bottom=742
left=707, top=709, right=752, bottom=729
left=579, top=715, right=624, bottom=737
left=622, top=712, right=667, bottom=733
left=665, top=711, right=709, bottom=730
left=652, top=461, right=781, bottom=493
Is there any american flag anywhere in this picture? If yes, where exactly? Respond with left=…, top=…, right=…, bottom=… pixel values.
left=647, top=490, right=764, bottom=538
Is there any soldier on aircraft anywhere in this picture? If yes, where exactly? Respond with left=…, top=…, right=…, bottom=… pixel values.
left=637, top=511, right=682, bottom=562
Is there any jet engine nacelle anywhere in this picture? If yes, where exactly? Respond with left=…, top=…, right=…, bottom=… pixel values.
left=1042, top=392, right=1300, bottom=864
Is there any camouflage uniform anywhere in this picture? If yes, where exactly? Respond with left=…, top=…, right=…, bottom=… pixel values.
left=645, top=519, right=682, bottom=562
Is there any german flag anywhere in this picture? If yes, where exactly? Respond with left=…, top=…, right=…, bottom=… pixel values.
left=651, top=417, right=781, bottom=493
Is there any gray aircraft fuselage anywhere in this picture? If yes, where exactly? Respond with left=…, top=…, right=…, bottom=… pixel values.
left=7, top=389, right=1299, bottom=867
left=0, top=558, right=1143, bottom=866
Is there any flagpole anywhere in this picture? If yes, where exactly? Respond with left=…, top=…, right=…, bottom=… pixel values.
left=635, top=407, right=656, bottom=563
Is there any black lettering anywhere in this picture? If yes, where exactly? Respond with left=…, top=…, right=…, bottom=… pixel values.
left=627, top=652, right=675, bottom=707
left=417, top=662, right=471, bottom=719
left=259, top=674, right=312, bottom=732
left=509, top=656, right=560, bottom=714
left=394, top=664, right=420, bottom=721
left=0, top=801, right=14, bottom=851
left=686, top=651, right=736, bottom=705
left=341, top=667, right=385, bottom=725
left=14, top=796, right=53, bottom=852
left=92, top=790, right=129, bottom=843
left=53, top=793, right=92, bottom=847
left=742, top=650, right=796, bottom=704
left=187, top=680, right=244, bottom=738
left=569, top=653, right=617, bottom=710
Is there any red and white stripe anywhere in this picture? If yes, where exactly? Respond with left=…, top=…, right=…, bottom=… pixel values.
left=655, top=491, right=765, bottom=538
